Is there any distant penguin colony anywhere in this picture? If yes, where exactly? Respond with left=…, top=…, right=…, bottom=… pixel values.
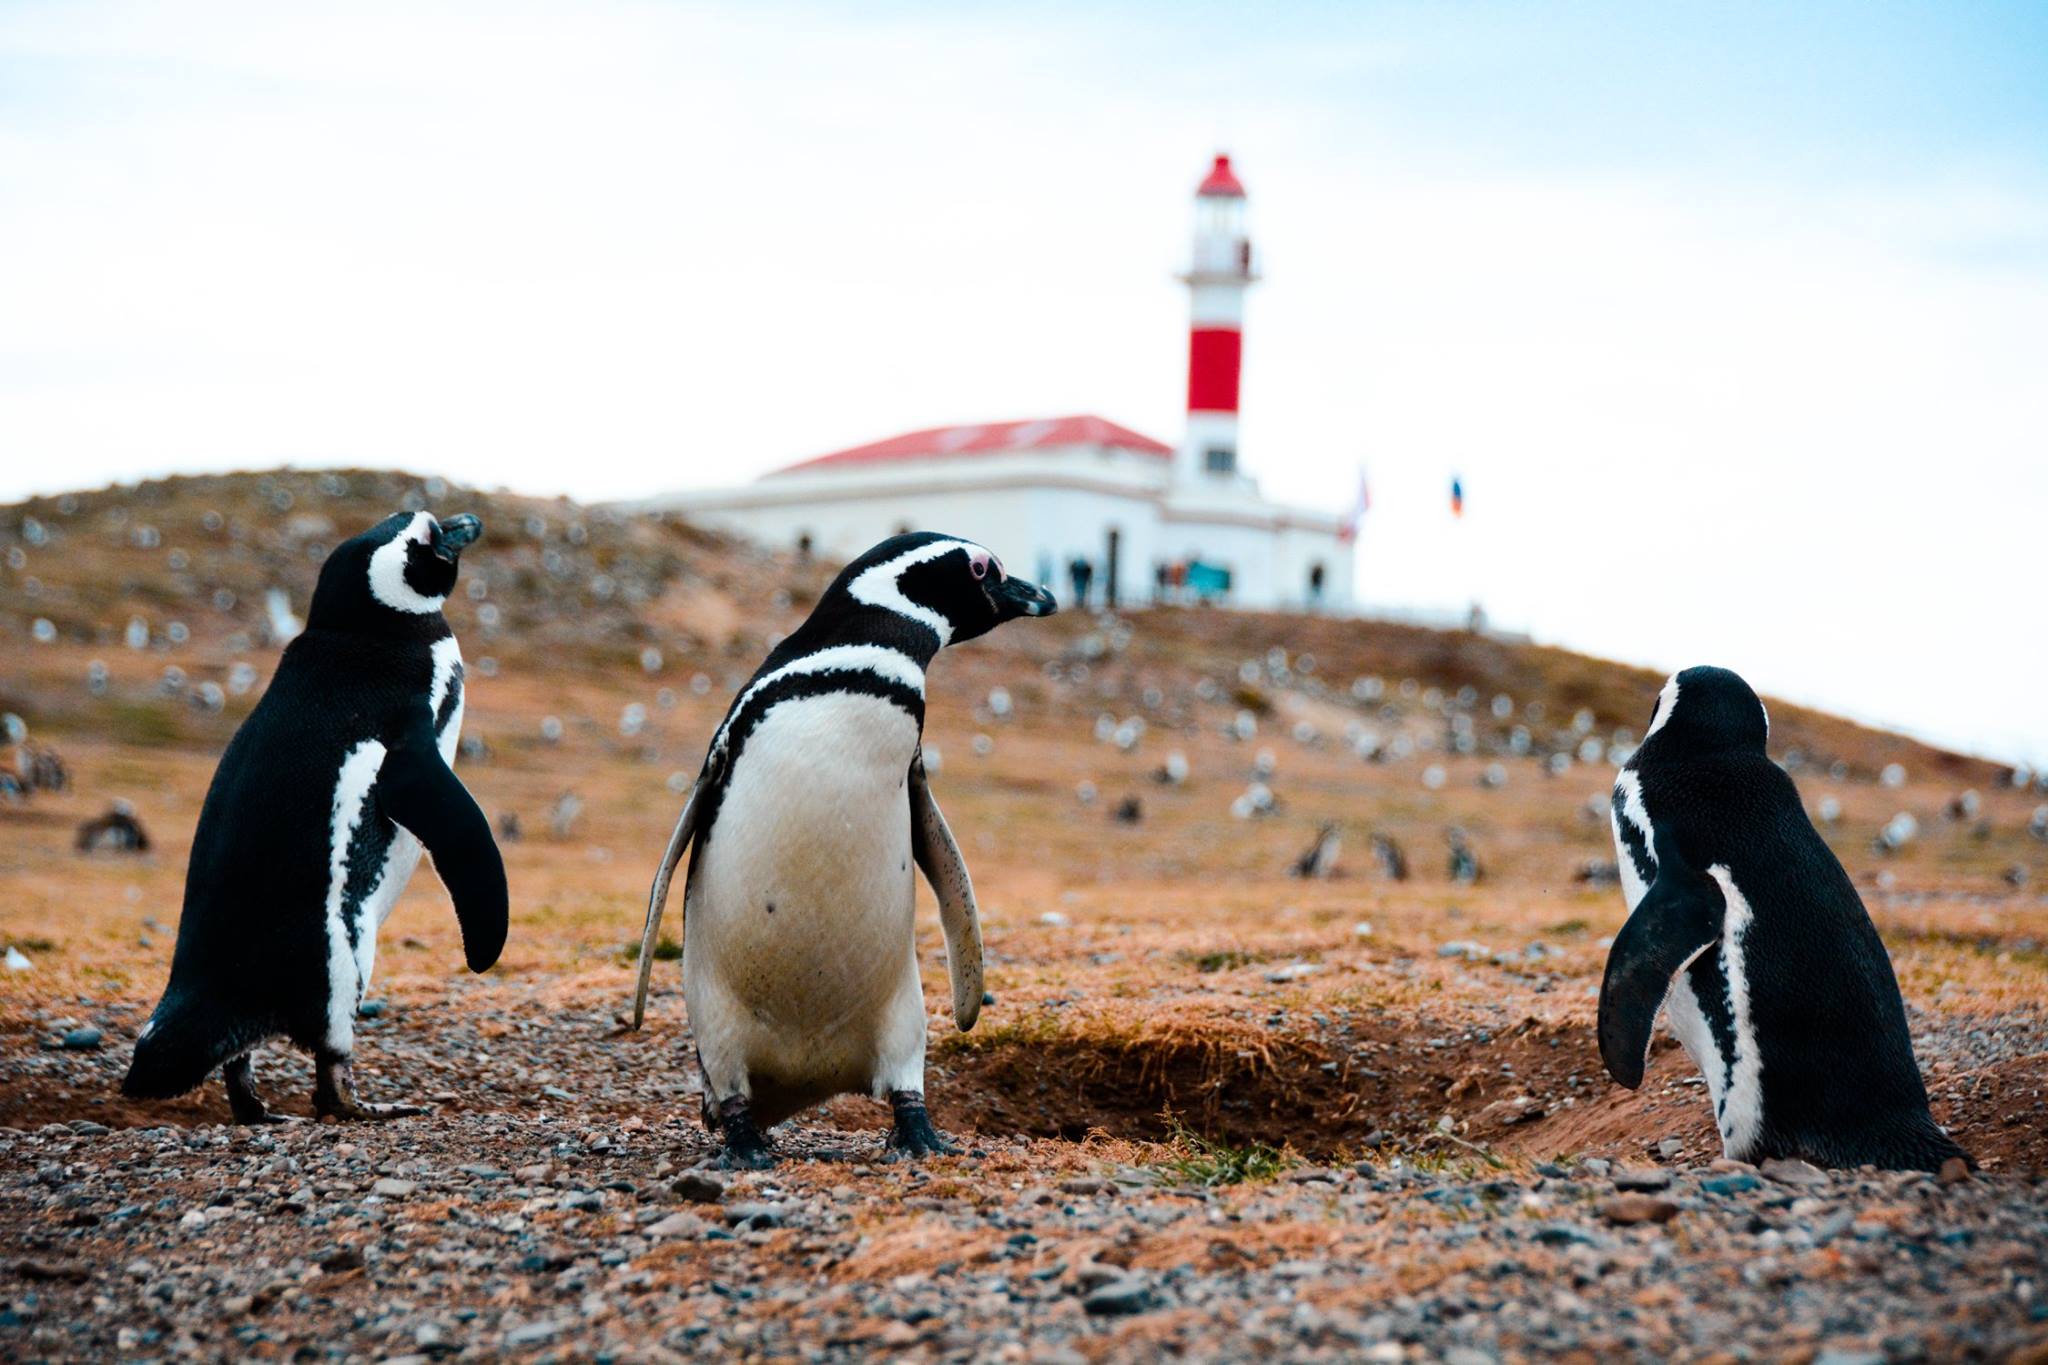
left=632, top=532, right=1056, bottom=1166
left=111, top=512, right=1980, bottom=1176
left=1599, top=666, right=1969, bottom=1172
left=123, top=511, right=506, bottom=1122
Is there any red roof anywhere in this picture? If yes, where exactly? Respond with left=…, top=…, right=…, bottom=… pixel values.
left=774, top=415, right=1173, bottom=475
left=1197, top=154, right=1245, bottom=198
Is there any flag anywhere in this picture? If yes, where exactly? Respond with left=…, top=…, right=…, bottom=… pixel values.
left=1338, top=467, right=1370, bottom=543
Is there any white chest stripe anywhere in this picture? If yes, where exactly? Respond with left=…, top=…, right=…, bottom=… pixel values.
left=847, top=539, right=973, bottom=645
left=1644, top=674, right=1681, bottom=740
left=1615, top=769, right=1653, bottom=853
left=713, top=644, right=926, bottom=756
left=367, top=512, right=446, bottom=615
left=1706, top=864, right=1764, bottom=1156
left=325, top=740, right=388, bottom=1050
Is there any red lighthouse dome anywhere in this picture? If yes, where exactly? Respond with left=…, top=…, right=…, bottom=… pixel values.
left=1197, top=154, right=1246, bottom=199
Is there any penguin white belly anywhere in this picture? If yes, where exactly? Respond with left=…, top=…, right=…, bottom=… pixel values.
left=1663, top=972, right=1729, bottom=1119
left=323, top=645, right=465, bottom=1052
left=1611, top=777, right=1752, bottom=1154
left=685, top=692, right=925, bottom=1107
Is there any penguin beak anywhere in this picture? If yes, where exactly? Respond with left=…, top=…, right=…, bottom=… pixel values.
left=992, top=576, right=1058, bottom=620
left=431, top=513, right=483, bottom=563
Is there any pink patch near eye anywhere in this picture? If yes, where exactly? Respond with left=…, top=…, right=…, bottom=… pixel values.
left=969, top=550, right=992, bottom=580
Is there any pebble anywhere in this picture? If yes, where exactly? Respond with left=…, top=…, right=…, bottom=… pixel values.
left=1598, top=1194, right=1681, bottom=1226
left=1081, top=1275, right=1158, bottom=1316
left=722, top=1201, right=787, bottom=1229
left=1611, top=1167, right=1672, bottom=1193
left=1702, top=1172, right=1762, bottom=1196
left=60, top=1027, right=102, bottom=1050
left=644, top=1211, right=710, bottom=1238
left=371, top=1178, right=417, bottom=1198
left=671, top=1172, right=728, bottom=1203
left=1759, top=1157, right=1829, bottom=1187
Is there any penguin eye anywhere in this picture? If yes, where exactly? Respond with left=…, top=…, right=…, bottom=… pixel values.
left=968, top=551, right=992, bottom=581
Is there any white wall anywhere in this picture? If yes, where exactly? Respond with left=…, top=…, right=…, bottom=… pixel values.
left=646, top=448, right=1353, bottom=612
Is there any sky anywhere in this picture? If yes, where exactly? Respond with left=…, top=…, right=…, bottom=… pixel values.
left=1, top=1, right=2044, bottom=764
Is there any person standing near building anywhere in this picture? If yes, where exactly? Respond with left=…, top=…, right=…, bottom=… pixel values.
left=1069, top=556, right=1094, bottom=609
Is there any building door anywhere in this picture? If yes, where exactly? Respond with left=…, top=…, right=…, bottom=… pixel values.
left=1104, top=527, right=1121, bottom=609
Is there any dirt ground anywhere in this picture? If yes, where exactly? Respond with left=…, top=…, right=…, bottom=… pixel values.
left=3, top=472, right=2045, bottom=1362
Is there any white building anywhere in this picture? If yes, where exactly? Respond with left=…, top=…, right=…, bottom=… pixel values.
left=651, top=155, right=1357, bottom=612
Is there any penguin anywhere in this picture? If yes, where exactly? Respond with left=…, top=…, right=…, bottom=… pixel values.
left=123, top=510, right=506, bottom=1122
left=1599, top=665, right=1968, bottom=1171
left=631, top=532, right=1056, bottom=1166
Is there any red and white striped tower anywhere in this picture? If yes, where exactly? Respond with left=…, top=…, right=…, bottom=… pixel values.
left=1177, top=153, right=1257, bottom=488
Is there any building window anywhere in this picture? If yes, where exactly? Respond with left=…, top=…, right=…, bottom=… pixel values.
left=1204, top=446, right=1236, bottom=474
left=1308, top=562, right=1326, bottom=601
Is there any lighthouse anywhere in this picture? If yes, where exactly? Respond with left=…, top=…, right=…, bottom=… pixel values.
left=1177, top=153, right=1256, bottom=489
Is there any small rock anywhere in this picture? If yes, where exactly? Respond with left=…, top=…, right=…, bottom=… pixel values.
left=722, top=1201, right=786, bottom=1229
left=1598, top=1194, right=1681, bottom=1226
left=1936, top=1157, right=1971, bottom=1186
left=1702, top=1172, right=1762, bottom=1196
left=1264, top=962, right=1325, bottom=983
left=670, top=1172, right=727, bottom=1204
left=1759, top=1157, right=1829, bottom=1188
left=60, top=1027, right=102, bottom=1050
left=1612, top=1168, right=1672, bottom=1193
left=644, top=1211, right=709, bottom=1238
left=1082, top=1275, right=1158, bottom=1316
left=504, top=1320, right=561, bottom=1347
left=371, top=1178, right=417, bottom=1198
left=1058, top=1177, right=1106, bottom=1196
left=1655, top=1137, right=1684, bottom=1160
left=1532, top=1224, right=1599, bottom=1247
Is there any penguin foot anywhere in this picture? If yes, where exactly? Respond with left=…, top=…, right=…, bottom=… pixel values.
left=885, top=1090, right=958, bottom=1159
left=313, top=1054, right=430, bottom=1122
left=714, top=1096, right=775, bottom=1169
left=224, top=1053, right=299, bottom=1125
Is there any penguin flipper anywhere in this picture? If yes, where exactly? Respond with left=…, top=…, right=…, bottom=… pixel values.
left=380, top=729, right=509, bottom=974
left=631, top=779, right=704, bottom=1031
left=1597, top=827, right=1723, bottom=1089
left=909, top=755, right=984, bottom=1032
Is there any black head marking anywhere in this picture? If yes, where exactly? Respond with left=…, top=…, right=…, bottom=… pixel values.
left=1642, top=665, right=1769, bottom=759
left=827, top=531, right=1058, bottom=649
left=307, top=510, right=484, bottom=635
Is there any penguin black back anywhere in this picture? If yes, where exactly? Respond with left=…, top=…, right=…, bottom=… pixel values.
left=1601, top=666, right=1966, bottom=1171
left=124, top=510, right=505, bottom=1120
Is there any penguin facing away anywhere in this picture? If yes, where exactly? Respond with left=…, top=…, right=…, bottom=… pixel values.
left=633, top=532, right=1056, bottom=1167
left=123, top=511, right=507, bottom=1122
left=1599, top=666, right=1968, bottom=1171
